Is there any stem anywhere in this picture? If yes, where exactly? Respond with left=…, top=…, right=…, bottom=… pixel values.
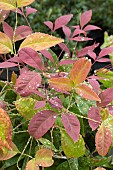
left=13, top=120, right=29, bottom=130
left=13, top=8, right=18, bottom=55
left=17, top=136, right=32, bottom=170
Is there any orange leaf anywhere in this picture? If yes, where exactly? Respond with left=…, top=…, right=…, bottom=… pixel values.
left=75, top=84, right=101, bottom=101
left=0, top=32, right=13, bottom=54
left=26, top=159, right=39, bottom=170
left=95, top=126, right=112, bottom=156
left=0, top=108, right=12, bottom=149
left=49, top=77, right=74, bottom=92
left=94, top=167, right=106, bottom=170
left=0, top=142, right=19, bottom=160
left=19, top=32, right=64, bottom=51
left=35, top=148, right=54, bottom=167
left=70, top=58, right=91, bottom=85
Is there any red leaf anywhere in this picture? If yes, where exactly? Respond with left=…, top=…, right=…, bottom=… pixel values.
left=2, top=22, right=13, bottom=41
left=0, top=61, right=18, bottom=68
left=49, top=77, right=74, bottom=92
left=88, top=78, right=100, bottom=94
left=33, top=90, right=46, bottom=98
left=70, top=58, right=91, bottom=84
left=71, top=36, right=92, bottom=41
left=54, top=14, right=73, bottom=31
left=14, top=26, right=32, bottom=42
left=84, top=25, right=101, bottom=31
left=40, top=50, right=54, bottom=63
left=88, top=107, right=101, bottom=131
left=87, top=51, right=96, bottom=60
left=97, top=87, right=113, bottom=107
left=59, top=59, right=76, bottom=65
left=44, top=21, right=53, bottom=31
left=62, top=25, right=71, bottom=39
left=80, top=10, right=92, bottom=28
left=34, top=101, right=46, bottom=110
left=98, top=46, right=113, bottom=59
left=95, top=126, right=112, bottom=156
left=58, top=43, right=71, bottom=56
left=28, top=110, right=57, bottom=139
left=48, top=97, right=63, bottom=109
left=19, top=47, right=44, bottom=70
left=77, top=43, right=99, bottom=57
left=72, top=29, right=86, bottom=37
left=62, top=113, right=80, bottom=142
left=26, top=7, right=37, bottom=17
left=75, top=84, right=101, bottom=101
left=15, top=70, right=42, bottom=97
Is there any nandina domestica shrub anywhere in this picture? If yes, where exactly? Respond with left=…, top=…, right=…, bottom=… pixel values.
left=0, top=1, right=113, bottom=170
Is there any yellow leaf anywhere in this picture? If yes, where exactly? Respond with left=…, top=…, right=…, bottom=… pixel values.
left=0, top=32, right=13, bottom=54
left=19, top=32, right=64, bottom=51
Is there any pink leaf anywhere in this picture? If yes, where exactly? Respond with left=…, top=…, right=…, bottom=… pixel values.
left=71, top=25, right=80, bottom=29
left=15, top=70, right=42, bottom=97
left=34, top=101, right=46, bottom=110
left=54, top=14, right=73, bottom=31
left=87, top=51, right=96, bottom=60
left=33, top=90, right=46, bottom=98
left=96, top=58, right=110, bottom=62
left=88, top=107, right=101, bottom=131
left=97, top=87, right=113, bottom=107
left=48, top=97, right=63, bottom=109
left=14, top=26, right=32, bottom=42
left=19, top=47, right=44, bottom=70
left=71, top=36, right=92, bottom=42
left=80, top=10, right=92, bottom=28
left=8, top=56, right=23, bottom=63
left=107, top=105, right=113, bottom=116
left=58, top=43, right=71, bottom=56
left=28, top=110, right=57, bottom=139
left=2, top=22, right=13, bottom=41
left=26, top=7, right=37, bottom=17
left=84, top=25, right=101, bottom=31
left=77, top=43, right=99, bottom=57
left=98, top=46, right=113, bottom=59
left=62, top=25, right=71, bottom=39
left=40, top=50, right=54, bottom=63
left=12, top=9, right=23, bottom=15
left=59, top=59, right=76, bottom=65
left=44, top=21, right=53, bottom=31
left=62, top=113, right=80, bottom=142
left=0, top=61, right=18, bottom=68
left=72, top=29, right=86, bottom=37
left=88, top=78, right=100, bottom=94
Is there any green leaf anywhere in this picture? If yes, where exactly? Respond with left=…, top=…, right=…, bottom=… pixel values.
left=0, top=0, right=16, bottom=10
left=38, top=138, right=58, bottom=152
left=15, top=97, right=38, bottom=120
left=19, top=32, right=64, bottom=51
left=61, top=129, right=85, bottom=158
left=0, top=32, right=13, bottom=54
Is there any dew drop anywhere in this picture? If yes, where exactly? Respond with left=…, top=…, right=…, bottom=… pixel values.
left=53, top=116, right=57, bottom=119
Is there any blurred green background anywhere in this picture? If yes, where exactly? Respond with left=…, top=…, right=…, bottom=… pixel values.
left=6, top=0, right=113, bottom=34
